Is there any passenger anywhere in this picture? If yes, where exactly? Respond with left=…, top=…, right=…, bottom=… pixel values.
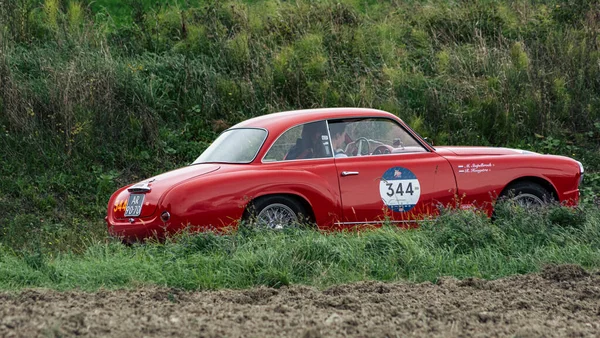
left=284, top=122, right=327, bottom=160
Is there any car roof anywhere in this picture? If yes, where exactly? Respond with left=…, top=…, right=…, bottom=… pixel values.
left=231, top=108, right=399, bottom=130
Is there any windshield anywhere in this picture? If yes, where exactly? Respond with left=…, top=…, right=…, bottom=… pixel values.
left=193, top=128, right=267, bottom=164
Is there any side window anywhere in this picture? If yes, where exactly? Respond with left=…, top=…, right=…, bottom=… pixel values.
left=327, top=118, right=426, bottom=157
left=263, top=121, right=332, bottom=162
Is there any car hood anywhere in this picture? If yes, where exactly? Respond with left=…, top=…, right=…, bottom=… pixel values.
left=435, top=146, right=538, bottom=157
left=114, top=164, right=220, bottom=219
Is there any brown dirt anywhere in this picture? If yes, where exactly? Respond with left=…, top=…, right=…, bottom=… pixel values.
left=1, top=265, right=599, bottom=338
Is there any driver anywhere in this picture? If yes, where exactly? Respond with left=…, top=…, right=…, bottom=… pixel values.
left=330, top=123, right=348, bottom=158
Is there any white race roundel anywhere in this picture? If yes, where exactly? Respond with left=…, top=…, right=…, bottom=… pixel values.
left=379, top=167, right=421, bottom=212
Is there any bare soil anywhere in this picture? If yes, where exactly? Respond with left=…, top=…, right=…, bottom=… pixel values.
left=1, top=265, right=599, bottom=337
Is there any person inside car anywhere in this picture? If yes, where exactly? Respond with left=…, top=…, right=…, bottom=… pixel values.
left=330, top=123, right=349, bottom=158
left=284, top=122, right=328, bottom=160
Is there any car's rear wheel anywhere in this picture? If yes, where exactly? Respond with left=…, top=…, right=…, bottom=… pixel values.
left=244, top=195, right=309, bottom=229
left=499, top=181, right=555, bottom=208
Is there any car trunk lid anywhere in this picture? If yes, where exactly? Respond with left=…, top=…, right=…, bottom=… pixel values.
left=112, top=164, right=220, bottom=220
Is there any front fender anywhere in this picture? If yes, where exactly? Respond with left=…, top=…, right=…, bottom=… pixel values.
left=444, top=154, right=580, bottom=207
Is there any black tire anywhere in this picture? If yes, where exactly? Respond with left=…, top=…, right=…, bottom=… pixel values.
left=498, top=181, right=555, bottom=208
left=244, top=195, right=309, bottom=229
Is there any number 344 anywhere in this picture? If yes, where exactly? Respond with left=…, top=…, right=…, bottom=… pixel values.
left=386, top=182, right=415, bottom=197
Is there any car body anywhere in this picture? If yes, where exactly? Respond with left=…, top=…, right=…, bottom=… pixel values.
left=106, top=108, right=584, bottom=241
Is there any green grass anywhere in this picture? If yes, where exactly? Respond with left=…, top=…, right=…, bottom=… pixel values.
left=0, top=204, right=598, bottom=291
left=0, top=0, right=599, bottom=270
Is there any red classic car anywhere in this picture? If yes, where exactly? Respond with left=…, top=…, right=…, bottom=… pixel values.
left=106, top=108, right=584, bottom=241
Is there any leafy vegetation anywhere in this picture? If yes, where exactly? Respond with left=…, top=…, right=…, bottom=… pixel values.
left=0, top=0, right=599, bottom=275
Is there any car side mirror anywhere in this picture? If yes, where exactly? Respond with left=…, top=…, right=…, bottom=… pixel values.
left=424, top=137, right=434, bottom=146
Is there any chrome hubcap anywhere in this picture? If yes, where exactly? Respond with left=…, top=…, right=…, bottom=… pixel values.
left=512, top=193, right=544, bottom=208
left=256, top=203, right=298, bottom=229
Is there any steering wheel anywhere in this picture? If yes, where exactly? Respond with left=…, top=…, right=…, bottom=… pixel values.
left=347, top=137, right=371, bottom=156
left=372, top=145, right=392, bottom=155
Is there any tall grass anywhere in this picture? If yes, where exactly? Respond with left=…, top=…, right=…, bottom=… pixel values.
left=0, top=204, right=598, bottom=291
left=0, top=0, right=599, bottom=254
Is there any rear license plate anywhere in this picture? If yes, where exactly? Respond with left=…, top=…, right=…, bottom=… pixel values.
left=124, top=194, right=145, bottom=217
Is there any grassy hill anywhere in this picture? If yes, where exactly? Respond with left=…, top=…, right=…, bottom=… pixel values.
left=0, top=0, right=599, bottom=255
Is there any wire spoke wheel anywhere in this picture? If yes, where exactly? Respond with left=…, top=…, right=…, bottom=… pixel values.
left=256, top=203, right=299, bottom=229
left=495, top=182, right=555, bottom=219
left=512, top=193, right=545, bottom=208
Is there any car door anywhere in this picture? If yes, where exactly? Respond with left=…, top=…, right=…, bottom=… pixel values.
left=262, top=120, right=344, bottom=226
left=328, top=118, right=456, bottom=226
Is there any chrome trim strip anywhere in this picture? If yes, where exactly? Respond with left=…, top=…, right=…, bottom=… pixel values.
left=262, top=156, right=335, bottom=164
left=128, top=182, right=152, bottom=193
left=325, top=119, right=334, bottom=158
left=576, top=160, right=584, bottom=186
left=577, top=161, right=584, bottom=174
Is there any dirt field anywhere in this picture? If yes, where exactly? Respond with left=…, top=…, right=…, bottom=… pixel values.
left=1, top=265, right=598, bottom=337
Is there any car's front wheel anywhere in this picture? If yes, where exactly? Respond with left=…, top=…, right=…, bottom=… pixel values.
left=244, top=195, right=308, bottom=229
left=499, top=181, right=555, bottom=208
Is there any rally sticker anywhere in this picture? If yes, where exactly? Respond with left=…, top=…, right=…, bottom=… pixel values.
left=379, top=167, right=421, bottom=212
left=457, top=162, right=494, bottom=174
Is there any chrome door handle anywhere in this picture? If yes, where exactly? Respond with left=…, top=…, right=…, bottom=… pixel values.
left=341, top=171, right=359, bottom=177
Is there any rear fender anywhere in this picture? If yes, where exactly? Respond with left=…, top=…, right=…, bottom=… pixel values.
left=161, top=169, right=341, bottom=230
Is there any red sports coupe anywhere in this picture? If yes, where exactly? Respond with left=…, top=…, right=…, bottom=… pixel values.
left=106, top=108, right=584, bottom=241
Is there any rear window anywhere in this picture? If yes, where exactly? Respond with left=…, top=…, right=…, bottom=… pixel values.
left=193, top=128, right=267, bottom=164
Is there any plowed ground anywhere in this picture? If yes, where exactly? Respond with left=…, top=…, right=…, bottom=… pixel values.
left=1, top=265, right=599, bottom=337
